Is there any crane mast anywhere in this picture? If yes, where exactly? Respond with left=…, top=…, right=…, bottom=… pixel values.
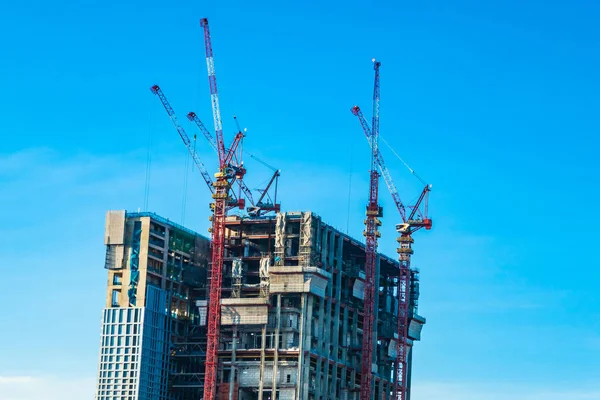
left=199, top=17, right=231, bottom=400
left=200, top=18, right=226, bottom=166
left=360, top=59, right=382, bottom=400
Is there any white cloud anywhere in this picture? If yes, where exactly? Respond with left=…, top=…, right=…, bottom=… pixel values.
left=0, top=376, right=94, bottom=400
left=0, top=377, right=34, bottom=385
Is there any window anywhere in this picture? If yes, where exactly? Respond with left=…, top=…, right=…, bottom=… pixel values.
left=113, top=274, right=122, bottom=285
left=111, top=290, right=120, bottom=307
left=287, top=374, right=291, bottom=383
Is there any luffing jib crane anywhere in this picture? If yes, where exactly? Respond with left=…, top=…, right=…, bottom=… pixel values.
left=352, top=63, right=432, bottom=400
left=152, top=18, right=284, bottom=400
left=360, top=59, right=382, bottom=400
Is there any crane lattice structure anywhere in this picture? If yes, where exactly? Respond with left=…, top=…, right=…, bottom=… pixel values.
left=359, top=59, right=382, bottom=400
left=352, top=61, right=432, bottom=400
left=151, top=18, right=252, bottom=400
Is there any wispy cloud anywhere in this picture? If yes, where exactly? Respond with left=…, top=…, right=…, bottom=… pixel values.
left=0, top=375, right=93, bottom=400
left=0, top=376, right=34, bottom=385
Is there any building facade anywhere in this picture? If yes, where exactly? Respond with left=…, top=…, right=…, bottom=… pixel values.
left=95, top=211, right=210, bottom=400
left=95, top=210, right=425, bottom=400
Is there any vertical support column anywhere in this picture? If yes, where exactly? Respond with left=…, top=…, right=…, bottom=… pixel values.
left=258, top=325, right=267, bottom=400
left=318, top=294, right=326, bottom=354
left=350, top=308, right=359, bottom=400
left=296, top=294, right=306, bottom=400
left=331, top=236, right=343, bottom=400
left=321, top=226, right=329, bottom=266
left=341, top=306, right=349, bottom=394
left=301, top=294, right=313, bottom=400
left=315, top=358, right=323, bottom=400
left=371, top=256, right=382, bottom=400
left=272, top=294, right=281, bottom=400
left=229, top=326, right=238, bottom=400
left=323, top=231, right=333, bottom=399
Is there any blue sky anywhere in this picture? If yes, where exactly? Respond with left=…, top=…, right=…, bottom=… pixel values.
left=1, top=0, right=599, bottom=398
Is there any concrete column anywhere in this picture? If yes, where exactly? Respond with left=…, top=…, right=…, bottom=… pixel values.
left=229, top=326, right=238, bottom=400
left=258, top=325, right=267, bottom=400
left=313, top=295, right=323, bottom=355
left=321, top=227, right=329, bottom=265
left=341, top=306, right=349, bottom=390
left=299, top=293, right=313, bottom=400
left=272, top=294, right=281, bottom=400
left=370, top=256, right=382, bottom=400
left=331, top=236, right=343, bottom=400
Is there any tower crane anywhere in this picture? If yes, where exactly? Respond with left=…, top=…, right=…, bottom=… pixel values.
left=199, top=17, right=235, bottom=400
left=360, top=59, right=382, bottom=400
left=351, top=71, right=432, bottom=400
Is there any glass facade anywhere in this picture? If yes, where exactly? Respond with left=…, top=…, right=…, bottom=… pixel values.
left=95, top=286, right=171, bottom=400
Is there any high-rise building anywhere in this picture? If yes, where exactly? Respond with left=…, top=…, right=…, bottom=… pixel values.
left=95, top=211, right=210, bottom=400
left=95, top=210, right=425, bottom=400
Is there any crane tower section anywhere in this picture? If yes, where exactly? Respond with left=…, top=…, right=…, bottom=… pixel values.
left=360, top=59, right=382, bottom=400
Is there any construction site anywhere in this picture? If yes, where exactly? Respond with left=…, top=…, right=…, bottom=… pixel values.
left=95, top=18, right=432, bottom=400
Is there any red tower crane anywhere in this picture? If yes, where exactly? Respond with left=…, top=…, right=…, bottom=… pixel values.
left=198, top=17, right=231, bottom=400
left=359, top=59, right=382, bottom=400
left=352, top=75, right=432, bottom=400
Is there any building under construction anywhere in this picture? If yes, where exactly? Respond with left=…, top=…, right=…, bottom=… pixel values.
left=95, top=210, right=425, bottom=400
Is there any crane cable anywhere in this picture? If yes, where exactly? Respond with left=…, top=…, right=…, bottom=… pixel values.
left=380, top=136, right=428, bottom=186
